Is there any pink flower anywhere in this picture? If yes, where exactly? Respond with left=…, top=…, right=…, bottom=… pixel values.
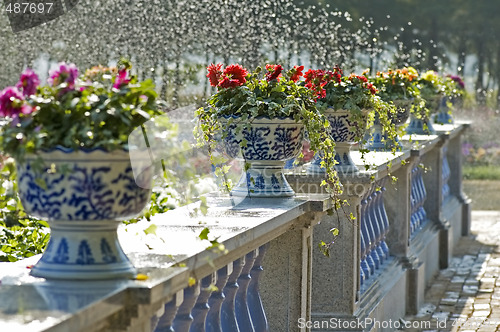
left=48, top=62, right=79, bottom=89
left=16, top=68, right=40, bottom=96
left=0, top=86, right=32, bottom=118
left=113, top=68, right=131, bottom=89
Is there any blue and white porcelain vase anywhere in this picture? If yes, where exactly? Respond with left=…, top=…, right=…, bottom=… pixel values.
left=407, top=95, right=441, bottom=135
left=17, top=148, right=152, bottom=280
left=434, top=97, right=454, bottom=124
left=366, top=99, right=411, bottom=151
left=222, top=117, right=304, bottom=197
left=308, top=109, right=368, bottom=174
left=406, top=113, right=436, bottom=135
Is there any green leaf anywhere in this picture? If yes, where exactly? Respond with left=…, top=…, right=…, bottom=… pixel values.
left=143, top=224, right=157, bottom=235
left=198, top=227, right=210, bottom=241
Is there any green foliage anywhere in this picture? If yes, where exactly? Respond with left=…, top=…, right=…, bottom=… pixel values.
left=310, top=68, right=401, bottom=153
left=0, top=62, right=165, bottom=162
left=0, top=219, right=50, bottom=262
left=463, top=165, right=500, bottom=181
left=196, top=64, right=342, bottom=199
left=0, top=157, right=50, bottom=262
left=369, top=67, right=419, bottom=102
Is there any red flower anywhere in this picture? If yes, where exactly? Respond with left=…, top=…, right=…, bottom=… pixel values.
left=219, top=77, right=242, bottom=89
left=290, top=65, right=304, bottom=82
left=332, top=65, right=343, bottom=83
left=367, top=83, right=378, bottom=95
left=265, top=64, right=283, bottom=82
left=207, top=63, right=223, bottom=87
left=222, top=64, right=247, bottom=86
left=358, top=75, right=368, bottom=83
left=303, top=69, right=337, bottom=99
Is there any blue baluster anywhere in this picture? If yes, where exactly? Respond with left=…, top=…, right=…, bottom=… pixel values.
left=248, top=244, right=269, bottom=332
left=413, top=167, right=423, bottom=230
left=417, top=167, right=428, bottom=227
left=360, top=200, right=371, bottom=283
left=410, top=167, right=418, bottom=235
left=154, top=291, right=183, bottom=332
left=206, top=264, right=232, bottom=332
left=442, top=147, right=451, bottom=201
left=221, top=258, right=244, bottom=332
left=360, top=229, right=369, bottom=286
left=368, top=192, right=385, bottom=263
left=235, top=251, right=256, bottom=332
left=361, top=199, right=376, bottom=275
left=366, top=193, right=381, bottom=270
left=173, top=284, right=201, bottom=332
left=378, top=186, right=390, bottom=258
left=190, top=274, right=215, bottom=332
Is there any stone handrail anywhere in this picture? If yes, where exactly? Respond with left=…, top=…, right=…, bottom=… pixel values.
left=0, top=123, right=470, bottom=332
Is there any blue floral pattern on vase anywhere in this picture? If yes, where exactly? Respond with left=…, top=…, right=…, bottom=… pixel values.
left=326, top=110, right=368, bottom=143
left=366, top=100, right=411, bottom=151
left=222, top=118, right=302, bottom=161
left=406, top=114, right=436, bottom=135
left=18, top=157, right=150, bottom=221
left=308, top=109, right=368, bottom=174
left=17, top=148, right=152, bottom=280
left=221, top=117, right=304, bottom=197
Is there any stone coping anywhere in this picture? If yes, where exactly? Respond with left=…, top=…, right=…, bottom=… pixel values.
left=0, top=123, right=469, bottom=331
left=0, top=194, right=332, bottom=331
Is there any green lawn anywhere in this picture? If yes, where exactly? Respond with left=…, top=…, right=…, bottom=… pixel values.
left=463, top=165, right=500, bottom=180
left=463, top=179, right=500, bottom=210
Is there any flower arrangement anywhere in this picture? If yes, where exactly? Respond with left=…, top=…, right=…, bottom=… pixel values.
left=370, top=67, right=419, bottom=103
left=416, top=70, right=447, bottom=115
left=202, top=63, right=312, bottom=118
left=303, top=66, right=399, bottom=150
left=304, top=66, right=379, bottom=113
left=0, top=59, right=164, bottom=162
left=196, top=63, right=339, bottom=196
left=447, top=75, right=465, bottom=96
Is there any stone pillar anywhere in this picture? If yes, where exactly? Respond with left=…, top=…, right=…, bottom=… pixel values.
left=310, top=182, right=369, bottom=317
left=447, top=126, right=472, bottom=236
left=384, top=159, right=412, bottom=259
left=260, top=213, right=320, bottom=332
left=419, top=140, right=452, bottom=269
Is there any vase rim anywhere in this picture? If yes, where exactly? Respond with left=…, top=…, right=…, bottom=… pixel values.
left=219, top=114, right=298, bottom=120
left=324, top=108, right=371, bottom=115
left=39, top=145, right=129, bottom=153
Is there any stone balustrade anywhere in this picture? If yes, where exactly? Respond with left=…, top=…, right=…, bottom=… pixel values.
left=0, top=123, right=470, bottom=332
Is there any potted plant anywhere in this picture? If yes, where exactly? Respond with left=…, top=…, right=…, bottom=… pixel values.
left=434, top=74, right=465, bottom=124
left=408, top=70, right=445, bottom=134
left=195, top=63, right=339, bottom=197
left=303, top=66, right=397, bottom=173
left=0, top=60, right=163, bottom=279
left=369, top=67, right=419, bottom=150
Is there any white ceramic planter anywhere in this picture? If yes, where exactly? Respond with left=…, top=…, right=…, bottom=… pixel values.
left=221, top=117, right=304, bottom=197
left=17, top=148, right=152, bottom=280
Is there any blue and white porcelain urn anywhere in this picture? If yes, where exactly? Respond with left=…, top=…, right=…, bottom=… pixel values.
left=308, top=109, right=369, bottom=174
left=17, top=147, right=152, bottom=280
left=222, top=117, right=304, bottom=197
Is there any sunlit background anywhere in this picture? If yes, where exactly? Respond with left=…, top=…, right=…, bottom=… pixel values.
left=1, top=0, right=499, bottom=260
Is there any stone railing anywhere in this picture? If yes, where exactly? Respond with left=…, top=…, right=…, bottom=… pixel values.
left=0, top=123, right=470, bottom=332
